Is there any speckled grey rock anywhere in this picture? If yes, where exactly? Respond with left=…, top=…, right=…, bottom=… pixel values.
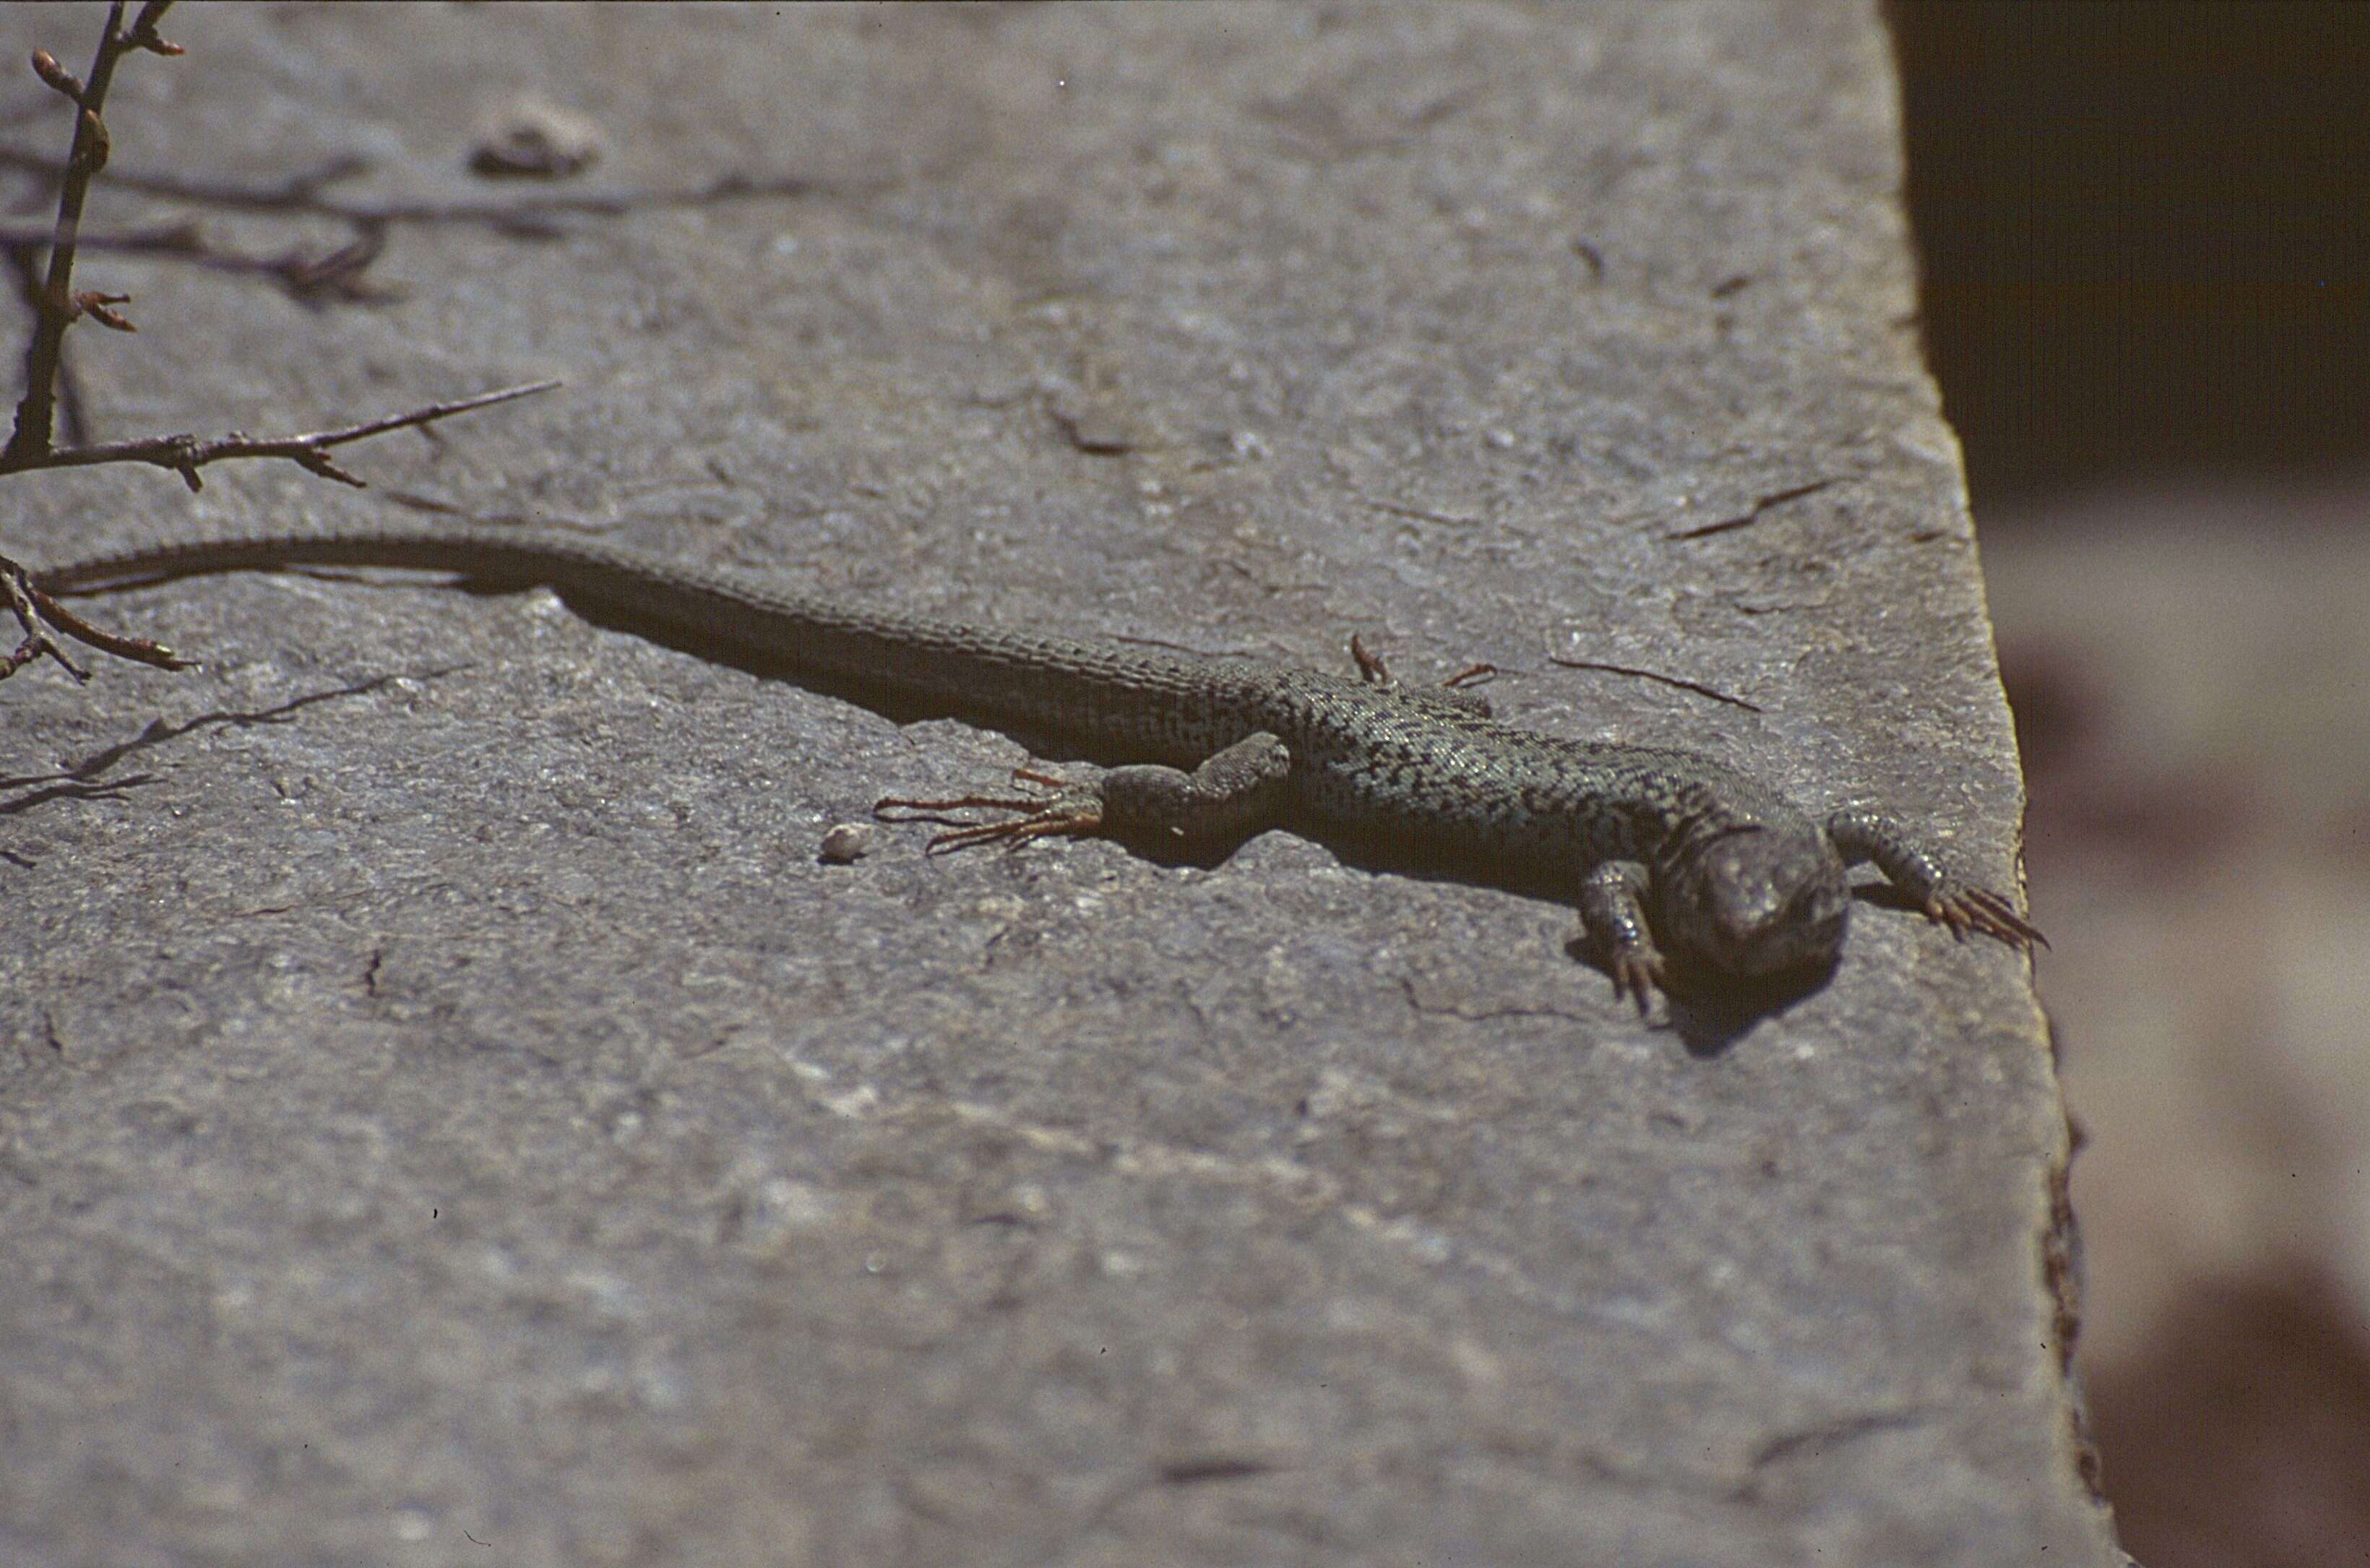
left=0, top=4, right=2123, bottom=1564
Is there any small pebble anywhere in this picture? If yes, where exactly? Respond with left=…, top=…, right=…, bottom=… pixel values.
left=470, top=97, right=604, bottom=180
left=818, top=822, right=874, bottom=864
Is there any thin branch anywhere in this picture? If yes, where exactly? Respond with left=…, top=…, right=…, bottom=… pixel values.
left=0, top=377, right=559, bottom=491
left=0, top=241, right=87, bottom=444
left=3, top=0, right=181, bottom=468
left=1546, top=655, right=1765, bottom=713
left=0, top=560, right=87, bottom=679
left=1, top=377, right=556, bottom=679
left=1667, top=477, right=1843, bottom=542
left=0, top=7, right=557, bottom=686
left=1, top=562, right=190, bottom=679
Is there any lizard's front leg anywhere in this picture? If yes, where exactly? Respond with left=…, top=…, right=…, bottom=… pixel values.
left=1577, top=858, right=1667, bottom=1014
left=877, top=732, right=1294, bottom=852
left=1826, top=809, right=2046, bottom=951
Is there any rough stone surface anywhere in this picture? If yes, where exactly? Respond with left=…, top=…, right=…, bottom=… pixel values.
left=0, top=4, right=2123, bottom=1564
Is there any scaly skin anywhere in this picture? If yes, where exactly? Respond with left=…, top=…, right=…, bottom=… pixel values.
left=36, top=525, right=2042, bottom=1009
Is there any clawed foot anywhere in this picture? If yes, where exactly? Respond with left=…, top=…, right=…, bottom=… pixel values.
left=1923, top=882, right=2048, bottom=952
left=1608, top=946, right=1666, bottom=1017
left=874, top=767, right=1104, bottom=853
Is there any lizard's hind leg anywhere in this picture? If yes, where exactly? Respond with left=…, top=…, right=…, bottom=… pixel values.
left=876, top=733, right=1294, bottom=854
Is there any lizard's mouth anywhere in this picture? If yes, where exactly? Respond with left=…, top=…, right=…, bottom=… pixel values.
left=1715, top=897, right=1851, bottom=978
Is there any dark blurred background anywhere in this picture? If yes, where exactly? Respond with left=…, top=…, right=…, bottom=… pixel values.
left=1892, top=4, right=2370, bottom=1564
left=1897, top=1, right=2370, bottom=504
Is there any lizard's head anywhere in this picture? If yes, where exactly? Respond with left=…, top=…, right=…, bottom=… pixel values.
left=1662, top=824, right=1850, bottom=978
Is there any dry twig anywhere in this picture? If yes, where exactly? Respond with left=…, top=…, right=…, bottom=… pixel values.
left=0, top=2, right=556, bottom=682
left=7, top=377, right=557, bottom=493
left=2, top=0, right=183, bottom=467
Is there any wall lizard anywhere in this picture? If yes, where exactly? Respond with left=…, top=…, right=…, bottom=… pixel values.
left=32, top=525, right=2041, bottom=1010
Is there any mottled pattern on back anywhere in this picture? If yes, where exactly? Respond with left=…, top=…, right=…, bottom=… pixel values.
left=43, top=524, right=2047, bottom=994
left=1236, top=670, right=1809, bottom=868
left=45, top=525, right=1817, bottom=880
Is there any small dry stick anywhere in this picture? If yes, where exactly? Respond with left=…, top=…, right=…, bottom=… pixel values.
left=5, top=377, right=559, bottom=492
left=1, top=0, right=182, bottom=470
left=0, top=379, right=557, bottom=681
left=0, top=4, right=558, bottom=682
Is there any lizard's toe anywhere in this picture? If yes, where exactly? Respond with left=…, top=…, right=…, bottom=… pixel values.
left=1923, top=883, right=2047, bottom=952
left=922, top=803, right=1103, bottom=854
left=874, top=772, right=1105, bottom=853
left=1608, top=947, right=1666, bottom=1017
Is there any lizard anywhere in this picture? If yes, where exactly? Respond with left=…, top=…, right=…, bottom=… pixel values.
left=26, top=524, right=2042, bottom=1011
